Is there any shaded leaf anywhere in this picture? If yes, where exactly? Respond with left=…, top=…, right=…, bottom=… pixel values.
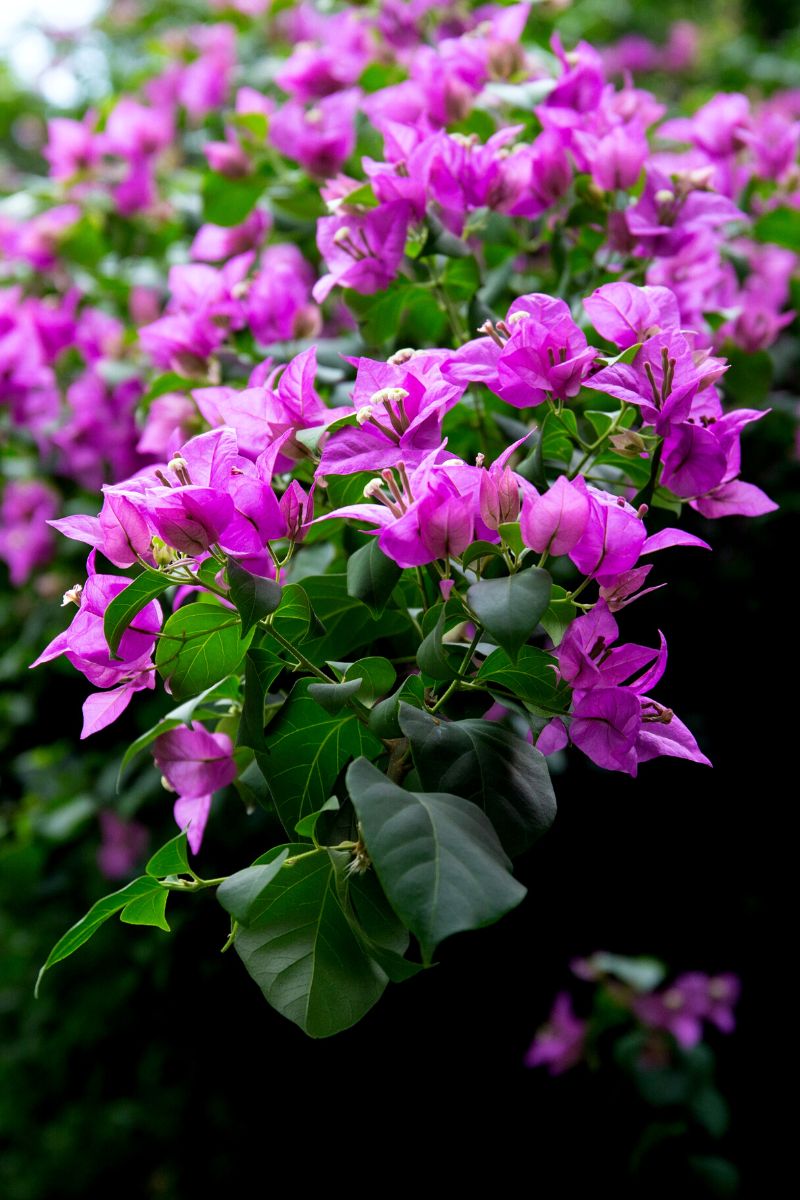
left=216, top=849, right=290, bottom=925
left=227, top=560, right=282, bottom=636
left=476, top=645, right=571, bottom=715
left=346, top=539, right=402, bottom=617
left=467, top=568, right=552, bottom=662
left=256, top=678, right=382, bottom=833
left=398, top=706, right=556, bottom=856
left=233, top=848, right=388, bottom=1037
left=346, top=758, right=526, bottom=963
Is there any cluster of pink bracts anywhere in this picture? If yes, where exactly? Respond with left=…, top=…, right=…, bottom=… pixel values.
left=0, top=3, right=793, bottom=855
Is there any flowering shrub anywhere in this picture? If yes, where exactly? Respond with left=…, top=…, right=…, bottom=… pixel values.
left=2, top=1, right=796, bottom=1038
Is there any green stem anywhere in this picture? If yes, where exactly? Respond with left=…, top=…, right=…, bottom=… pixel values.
left=283, top=841, right=357, bottom=868
left=570, top=403, right=629, bottom=479
left=547, top=400, right=591, bottom=451
left=429, top=624, right=483, bottom=714
left=260, top=622, right=332, bottom=683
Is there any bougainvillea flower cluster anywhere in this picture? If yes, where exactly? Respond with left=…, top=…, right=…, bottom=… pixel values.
left=6, top=0, right=792, bottom=1038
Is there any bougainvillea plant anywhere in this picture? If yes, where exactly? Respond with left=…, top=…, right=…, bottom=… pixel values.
left=7, top=1, right=793, bottom=1037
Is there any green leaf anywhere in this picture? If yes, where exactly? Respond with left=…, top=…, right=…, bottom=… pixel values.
left=368, top=674, right=426, bottom=739
left=120, top=885, right=170, bottom=932
left=346, top=759, right=527, bottom=964
left=227, top=560, right=282, bottom=636
left=335, top=180, right=378, bottom=208
left=234, top=757, right=271, bottom=812
left=753, top=206, right=800, bottom=253
left=146, top=831, right=190, bottom=879
left=232, top=848, right=388, bottom=1037
left=294, top=796, right=340, bottom=840
left=202, top=171, right=266, bottom=226
left=346, top=869, right=422, bottom=983
left=295, top=417, right=358, bottom=458
left=141, top=372, right=193, bottom=406
left=416, top=606, right=461, bottom=682
left=231, top=111, right=269, bottom=142
left=498, top=521, right=525, bottom=557
left=302, top=574, right=405, bottom=663
left=343, top=284, right=405, bottom=345
left=540, top=585, right=577, bottom=646
left=155, top=604, right=253, bottom=702
left=307, top=677, right=363, bottom=714
left=256, top=678, right=382, bottom=834
left=216, top=849, right=290, bottom=925
left=36, top=876, right=162, bottom=995
left=104, top=569, right=172, bottom=657
left=342, top=657, right=396, bottom=706
left=476, top=645, right=571, bottom=714
left=467, top=568, right=552, bottom=662
left=346, top=539, right=402, bottom=617
left=238, top=646, right=283, bottom=750
left=460, top=540, right=506, bottom=573
left=398, top=707, right=556, bottom=857
left=442, top=255, right=480, bottom=300
left=117, top=677, right=240, bottom=783
left=595, top=343, right=642, bottom=368
left=268, top=582, right=311, bottom=646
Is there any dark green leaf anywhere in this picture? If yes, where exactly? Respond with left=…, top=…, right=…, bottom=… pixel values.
left=416, top=606, right=461, bottom=682
left=146, top=831, right=190, bottom=878
left=467, top=569, right=552, bottom=662
left=216, top=849, right=290, bottom=925
left=256, top=678, right=382, bottom=833
left=238, top=646, right=283, bottom=750
left=268, top=582, right=311, bottom=647
left=346, top=869, right=423, bottom=983
left=155, top=604, right=253, bottom=702
left=227, top=560, right=282, bottom=636
left=476, top=645, right=571, bottom=714
left=104, top=569, right=172, bottom=657
left=346, top=539, right=402, bottom=617
left=302, top=573, right=405, bottom=663
left=234, top=757, right=271, bottom=812
left=294, top=796, right=340, bottom=840
left=342, top=657, right=396, bottom=705
left=233, top=848, right=388, bottom=1037
left=36, top=876, right=162, bottom=994
left=368, top=674, right=426, bottom=739
left=398, top=706, right=556, bottom=856
left=307, top=677, right=363, bottom=714
left=346, top=758, right=526, bottom=963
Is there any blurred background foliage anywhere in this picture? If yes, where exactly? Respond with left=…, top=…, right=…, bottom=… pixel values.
left=0, top=1, right=796, bottom=1195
